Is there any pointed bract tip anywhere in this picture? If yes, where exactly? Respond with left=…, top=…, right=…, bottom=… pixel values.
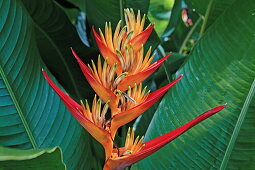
left=71, top=48, right=79, bottom=60
left=209, top=104, right=226, bottom=113
left=150, top=24, right=155, bottom=29
left=219, top=104, right=227, bottom=108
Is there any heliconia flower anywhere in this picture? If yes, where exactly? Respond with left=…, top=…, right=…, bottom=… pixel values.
left=92, top=9, right=154, bottom=75
left=42, top=70, right=114, bottom=160
left=103, top=104, right=226, bottom=170
left=71, top=48, right=171, bottom=98
left=110, top=75, right=183, bottom=138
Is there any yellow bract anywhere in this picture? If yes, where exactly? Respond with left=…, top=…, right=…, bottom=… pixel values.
left=110, top=127, right=145, bottom=159
left=79, top=95, right=110, bottom=130
left=119, top=83, right=150, bottom=112
left=123, top=128, right=145, bottom=155
left=100, top=9, right=146, bottom=54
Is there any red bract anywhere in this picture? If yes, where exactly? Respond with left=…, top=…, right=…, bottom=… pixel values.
left=42, top=70, right=113, bottom=160
left=104, top=105, right=226, bottom=170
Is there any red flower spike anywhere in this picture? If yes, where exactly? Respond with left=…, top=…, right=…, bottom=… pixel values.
left=110, top=75, right=183, bottom=138
left=92, top=27, right=122, bottom=74
left=117, top=53, right=171, bottom=91
left=71, top=48, right=117, bottom=104
left=128, top=24, right=154, bottom=53
left=42, top=70, right=114, bottom=160
left=103, top=104, right=226, bottom=170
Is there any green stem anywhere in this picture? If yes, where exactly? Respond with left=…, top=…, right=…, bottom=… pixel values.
left=119, top=0, right=124, bottom=26
left=179, top=16, right=202, bottom=54
left=199, top=0, right=213, bottom=38
left=0, top=66, right=38, bottom=149
left=220, top=79, right=255, bottom=170
left=157, top=45, right=170, bottom=83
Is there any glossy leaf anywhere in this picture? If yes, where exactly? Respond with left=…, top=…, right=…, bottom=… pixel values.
left=227, top=92, right=255, bottom=169
left=187, top=0, right=235, bottom=31
left=133, top=0, right=255, bottom=169
left=21, top=0, right=97, bottom=101
left=0, top=147, right=65, bottom=169
left=0, top=0, right=95, bottom=169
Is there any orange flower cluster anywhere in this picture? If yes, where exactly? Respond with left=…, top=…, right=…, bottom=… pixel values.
left=43, top=9, right=225, bottom=170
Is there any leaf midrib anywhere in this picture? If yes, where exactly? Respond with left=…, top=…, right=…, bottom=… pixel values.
left=220, top=78, right=255, bottom=169
left=0, top=65, right=38, bottom=149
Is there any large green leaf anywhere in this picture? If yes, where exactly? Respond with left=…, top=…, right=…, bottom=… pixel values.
left=187, top=0, right=235, bottom=34
left=0, top=147, right=65, bottom=169
left=21, top=0, right=97, bottom=101
left=0, top=0, right=95, bottom=169
left=227, top=88, right=255, bottom=169
left=85, top=0, right=160, bottom=50
left=133, top=0, right=255, bottom=169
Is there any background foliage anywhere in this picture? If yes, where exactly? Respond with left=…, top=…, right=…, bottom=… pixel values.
left=0, top=0, right=254, bottom=169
